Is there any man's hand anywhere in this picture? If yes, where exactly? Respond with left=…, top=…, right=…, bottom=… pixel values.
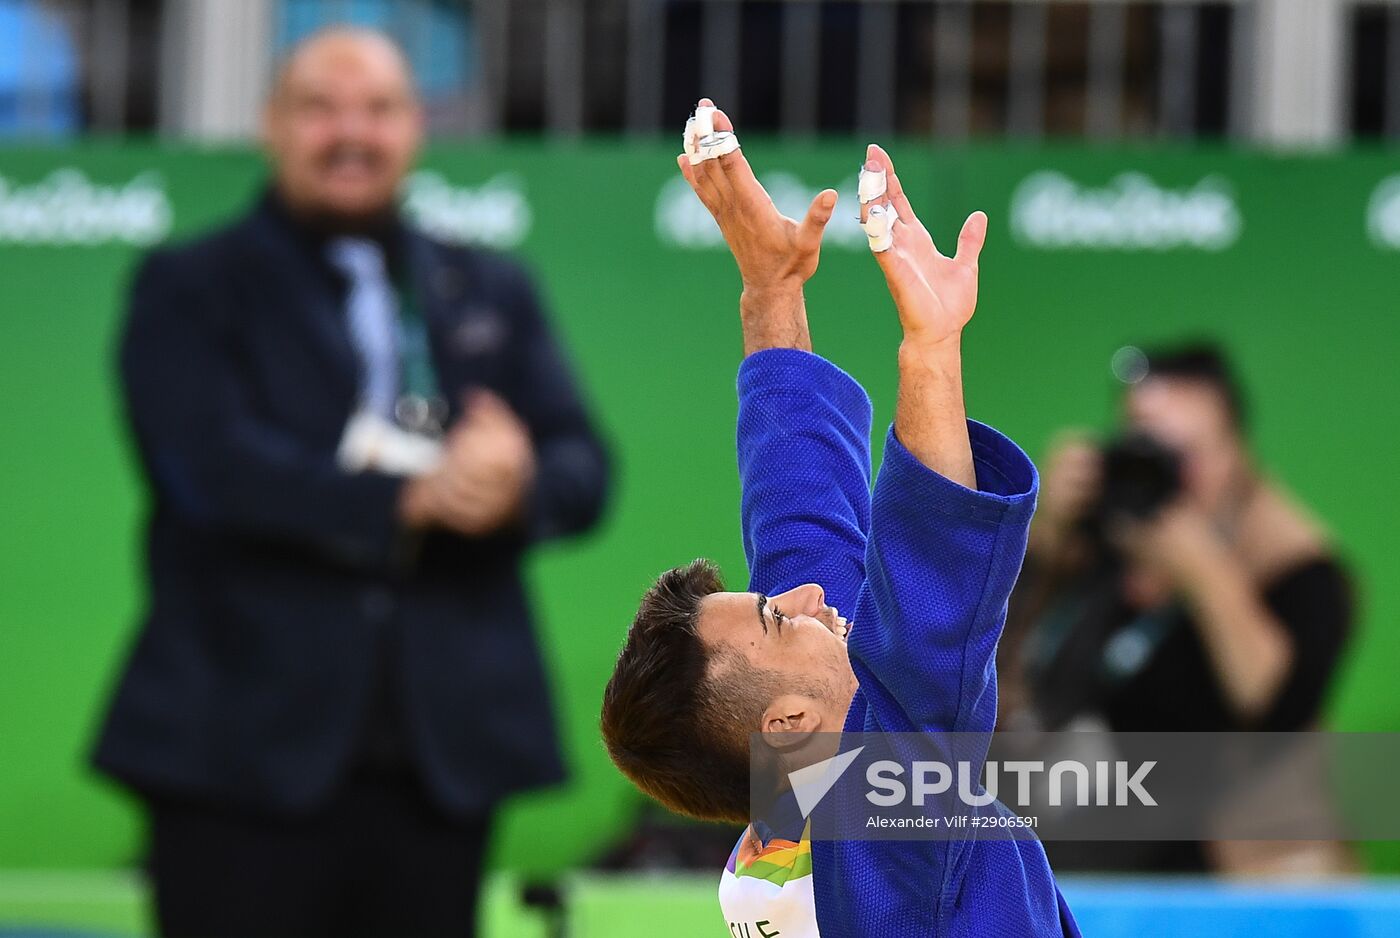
left=400, top=390, right=536, bottom=536
left=677, top=98, right=837, bottom=353
left=861, top=143, right=986, bottom=355
left=864, top=142, right=984, bottom=487
left=678, top=98, right=837, bottom=292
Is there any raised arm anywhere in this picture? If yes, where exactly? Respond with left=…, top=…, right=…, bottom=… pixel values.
left=859, top=144, right=986, bottom=486
left=676, top=99, right=869, bottom=605
left=847, top=144, right=1038, bottom=733
left=737, top=350, right=872, bottom=609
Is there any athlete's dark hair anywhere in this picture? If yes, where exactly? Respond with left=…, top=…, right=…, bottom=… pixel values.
left=601, top=559, right=777, bottom=823
left=1137, top=341, right=1248, bottom=432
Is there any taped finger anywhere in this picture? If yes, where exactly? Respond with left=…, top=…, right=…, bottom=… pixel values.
left=689, top=131, right=740, bottom=164
left=868, top=144, right=919, bottom=226
left=684, top=105, right=742, bottom=165
left=864, top=202, right=898, bottom=253
left=858, top=165, right=887, bottom=206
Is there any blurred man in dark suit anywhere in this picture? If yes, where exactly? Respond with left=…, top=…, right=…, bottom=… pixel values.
left=92, top=27, right=609, bottom=938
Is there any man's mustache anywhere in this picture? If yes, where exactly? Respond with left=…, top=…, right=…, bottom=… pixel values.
left=317, top=144, right=388, bottom=171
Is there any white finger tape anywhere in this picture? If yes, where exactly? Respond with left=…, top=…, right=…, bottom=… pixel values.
left=864, top=203, right=898, bottom=253
left=688, top=132, right=740, bottom=164
left=858, top=166, right=887, bottom=204
left=683, top=106, right=741, bottom=164
left=689, top=105, right=716, bottom=139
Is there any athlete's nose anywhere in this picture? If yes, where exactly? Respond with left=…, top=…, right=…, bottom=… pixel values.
left=798, top=583, right=826, bottom=614
left=773, top=583, right=828, bottom=622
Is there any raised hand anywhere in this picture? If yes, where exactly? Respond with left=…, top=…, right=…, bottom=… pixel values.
left=677, top=98, right=837, bottom=294
left=675, top=99, right=838, bottom=354
left=857, top=143, right=983, bottom=487
left=860, top=143, right=986, bottom=352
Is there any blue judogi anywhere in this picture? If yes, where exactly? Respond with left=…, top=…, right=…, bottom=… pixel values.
left=735, top=348, right=1080, bottom=937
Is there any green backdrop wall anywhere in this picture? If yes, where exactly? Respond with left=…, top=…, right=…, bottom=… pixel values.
left=2, top=140, right=1397, bottom=873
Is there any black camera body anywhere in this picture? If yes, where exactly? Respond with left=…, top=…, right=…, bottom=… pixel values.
left=1094, top=432, right=1184, bottom=524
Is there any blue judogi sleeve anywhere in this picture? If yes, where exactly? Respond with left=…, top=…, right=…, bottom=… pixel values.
left=736, top=348, right=872, bottom=611
left=818, top=426, right=1079, bottom=938
left=847, top=423, right=1037, bottom=735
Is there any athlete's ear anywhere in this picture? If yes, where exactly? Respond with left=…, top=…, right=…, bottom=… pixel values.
left=760, top=694, right=823, bottom=743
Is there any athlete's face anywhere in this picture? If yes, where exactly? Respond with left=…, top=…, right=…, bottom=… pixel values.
left=697, top=583, right=859, bottom=735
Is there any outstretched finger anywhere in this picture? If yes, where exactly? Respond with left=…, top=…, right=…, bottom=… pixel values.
left=684, top=97, right=728, bottom=154
left=867, top=143, right=924, bottom=236
left=698, top=103, right=765, bottom=206
left=796, top=189, right=839, bottom=253
left=707, top=99, right=731, bottom=133
left=677, top=153, right=720, bottom=212
left=954, top=210, right=988, bottom=270
left=677, top=153, right=698, bottom=189
left=683, top=98, right=735, bottom=206
left=694, top=155, right=735, bottom=207
left=871, top=237, right=920, bottom=308
left=858, top=159, right=882, bottom=226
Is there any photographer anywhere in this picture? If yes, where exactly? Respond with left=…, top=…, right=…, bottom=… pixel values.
left=1002, top=343, right=1352, bottom=736
left=999, top=344, right=1355, bottom=874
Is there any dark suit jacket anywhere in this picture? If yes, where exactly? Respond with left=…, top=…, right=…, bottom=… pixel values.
left=93, top=192, right=609, bottom=817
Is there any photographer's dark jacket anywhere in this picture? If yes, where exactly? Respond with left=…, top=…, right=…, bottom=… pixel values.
left=92, top=192, right=610, bottom=817
left=1007, top=553, right=1352, bottom=733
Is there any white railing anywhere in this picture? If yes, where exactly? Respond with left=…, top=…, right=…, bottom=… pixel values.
left=5, top=0, right=1400, bottom=145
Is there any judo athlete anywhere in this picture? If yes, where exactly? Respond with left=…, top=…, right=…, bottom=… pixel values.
left=602, top=100, right=1080, bottom=938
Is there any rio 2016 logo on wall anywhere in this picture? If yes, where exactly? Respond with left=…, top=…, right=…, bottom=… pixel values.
left=1366, top=175, right=1400, bottom=250
left=0, top=169, right=173, bottom=246
left=403, top=171, right=532, bottom=248
left=1010, top=171, right=1241, bottom=251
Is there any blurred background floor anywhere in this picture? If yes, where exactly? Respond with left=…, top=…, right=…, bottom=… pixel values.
left=5, top=872, right=1400, bottom=938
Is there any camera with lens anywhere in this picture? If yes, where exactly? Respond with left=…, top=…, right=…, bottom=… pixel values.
left=1089, top=432, right=1183, bottom=529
